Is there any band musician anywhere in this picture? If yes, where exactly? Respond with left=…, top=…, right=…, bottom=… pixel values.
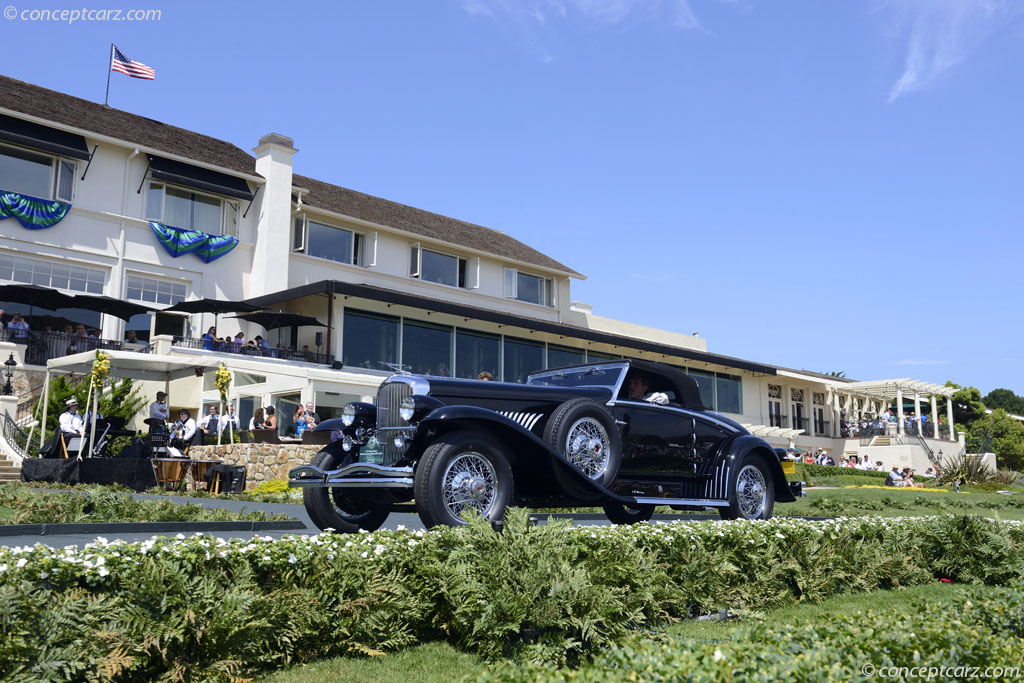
left=169, top=409, right=197, bottom=451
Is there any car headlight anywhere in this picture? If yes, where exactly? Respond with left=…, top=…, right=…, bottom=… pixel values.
left=400, top=397, right=416, bottom=422
left=341, top=404, right=356, bottom=427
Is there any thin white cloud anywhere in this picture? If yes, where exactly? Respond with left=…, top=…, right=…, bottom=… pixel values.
left=881, top=0, right=1021, bottom=102
left=895, top=359, right=952, bottom=366
left=460, top=0, right=704, bottom=36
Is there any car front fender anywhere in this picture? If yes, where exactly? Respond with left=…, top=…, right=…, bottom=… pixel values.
left=719, top=435, right=796, bottom=503
left=416, top=405, right=635, bottom=504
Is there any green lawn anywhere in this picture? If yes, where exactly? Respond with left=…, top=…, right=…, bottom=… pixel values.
left=258, top=583, right=991, bottom=683
left=774, top=484, right=1024, bottom=520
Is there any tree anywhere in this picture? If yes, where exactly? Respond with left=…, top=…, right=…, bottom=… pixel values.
left=967, top=409, right=1024, bottom=471
left=983, top=388, right=1024, bottom=416
left=942, top=381, right=986, bottom=429
left=37, top=375, right=145, bottom=437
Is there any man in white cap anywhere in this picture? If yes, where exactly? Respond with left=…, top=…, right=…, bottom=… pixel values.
left=59, top=397, right=85, bottom=438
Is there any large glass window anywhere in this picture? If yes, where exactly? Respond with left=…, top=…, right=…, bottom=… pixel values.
left=300, top=218, right=361, bottom=265
left=125, top=313, right=151, bottom=342
left=455, top=329, right=500, bottom=379
left=503, top=337, right=544, bottom=384
left=0, top=253, right=103, bottom=293
left=410, top=245, right=466, bottom=288
left=146, top=182, right=236, bottom=235
left=504, top=268, right=554, bottom=306
left=402, top=319, right=452, bottom=376
left=342, top=309, right=398, bottom=371
left=548, top=344, right=585, bottom=369
left=715, top=373, right=742, bottom=414
left=586, top=350, right=621, bottom=362
left=688, top=370, right=714, bottom=410
left=0, top=144, right=73, bottom=201
left=125, top=274, right=186, bottom=305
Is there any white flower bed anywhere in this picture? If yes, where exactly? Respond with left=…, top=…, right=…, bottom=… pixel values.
left=2, top=515, right=1020, bottom=587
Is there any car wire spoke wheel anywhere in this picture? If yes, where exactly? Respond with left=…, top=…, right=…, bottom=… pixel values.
left=564, top=417, right=610, bottom=479
left=736, top=464, right=767, bottom=518
left=442, top=452, right=498, bottom=519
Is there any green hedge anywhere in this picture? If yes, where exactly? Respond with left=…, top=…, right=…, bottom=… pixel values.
left=492, top=585, right=1024, bottom=681
left=793, top=462, right=890, bottom=483
left=0, top=513, right=1022, bottom=680
left=0, top=484, right=293, bottom=524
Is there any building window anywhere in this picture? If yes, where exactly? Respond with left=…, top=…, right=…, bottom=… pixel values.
left=0, top=253, right=103, bottom=293
left=293, top=216, right=363, bottom=265
left=342, top=309, right=398, bottom=370
left=790, top=388, right=804, bottom=403
left=715, top=373, right=742, bottom=414
left=145, top=182, right=238, bottom=235
left=410, top=244, right=467, bottom=288
left=504, top=268, right=554, bottom=306
left=688, top=370, right=715, bottom=410
left=548, top=344, right=585, bottom=369
left=455, top=329, right=500, bottom=379
left=503, top=336, right=544, bottom=384
left=813, top=391, right=826, bottom=406
left=0, top=143, right=74, bottom=202
left=125, top=274, right=187, bottom=305
left=768, top=384, right=782, bottom=400
left=402, top=319, right=452, bottom=376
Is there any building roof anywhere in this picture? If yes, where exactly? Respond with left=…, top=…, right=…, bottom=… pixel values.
left=246, top=279, right=778, bottom=376
left=1, top=74, right=579, bottom=276
left=292, top=174, right=583, bottom=278
left=0, top=74, right=257, bottom=176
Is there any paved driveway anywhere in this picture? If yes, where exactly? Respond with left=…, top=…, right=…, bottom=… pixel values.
left=1, top=491, right=723, bottom=548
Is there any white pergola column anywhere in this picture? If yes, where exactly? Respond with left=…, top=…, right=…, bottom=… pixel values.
left=914, top=391, right=922, bottom=435
left=947, top=397, right=955, bottom=441
left=833, top=391, right=842, bottom=437
left=930, top=394, right=938, bottom=440
left=896, top=387, right=905, bottom=436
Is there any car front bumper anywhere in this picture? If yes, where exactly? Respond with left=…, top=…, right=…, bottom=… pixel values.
left=288, top=462, right=414, bottom=489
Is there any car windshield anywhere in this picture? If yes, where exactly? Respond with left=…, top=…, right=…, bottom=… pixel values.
left=527, top=364, right=625, bottom=389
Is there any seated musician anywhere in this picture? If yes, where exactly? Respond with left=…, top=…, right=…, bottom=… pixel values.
left=58, top=397, right=85, bottom=441
left=170, top=409, right=197, bottom=451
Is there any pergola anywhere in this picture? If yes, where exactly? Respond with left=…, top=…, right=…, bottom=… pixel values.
left=740, top=423, right=806, bottom=446
left=38, top=350, right=222, bottom=453
left=832, top=378, right=956, bottom=438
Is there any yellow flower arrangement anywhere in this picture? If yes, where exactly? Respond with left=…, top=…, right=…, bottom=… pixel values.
left=214, top=363, right=232, bottom=401
left=843, top=484, right=948, bottom=493
left=90, top=350, right=110, bottom=389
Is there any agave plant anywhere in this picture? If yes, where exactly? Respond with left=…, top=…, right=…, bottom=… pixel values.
left=937, top=452, right=996, bottom=486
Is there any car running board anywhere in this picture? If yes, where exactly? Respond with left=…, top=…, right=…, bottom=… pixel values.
left=632, top=497, right=729, bottom=507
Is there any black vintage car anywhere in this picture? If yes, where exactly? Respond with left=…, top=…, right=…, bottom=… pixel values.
left=289, top=359, right=800, bottom=531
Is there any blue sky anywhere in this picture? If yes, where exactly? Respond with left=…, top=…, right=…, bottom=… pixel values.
left=2, top=0, right=1022, bottom=395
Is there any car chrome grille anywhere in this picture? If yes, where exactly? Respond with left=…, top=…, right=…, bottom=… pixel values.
left=377, top=381, right=412, bottom=465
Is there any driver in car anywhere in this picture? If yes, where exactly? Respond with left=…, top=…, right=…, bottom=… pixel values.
left=627, top=372, right=670, bottom=405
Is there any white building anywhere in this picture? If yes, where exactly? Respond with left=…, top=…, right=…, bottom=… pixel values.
left=0, top=74, right=962, bottom=473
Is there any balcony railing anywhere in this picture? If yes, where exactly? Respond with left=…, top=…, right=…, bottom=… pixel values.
left=0, top=329, right=127, bottom=365
left=172, top=336, right=335, bottom=366
left=813, top=419, right=831, bottom=437
left=768, top=414, right=789, bottom=428
left=792, top=416, right=808, bottom=432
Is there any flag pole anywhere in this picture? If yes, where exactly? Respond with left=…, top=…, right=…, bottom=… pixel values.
left=104, top=43, right=113, bottom=106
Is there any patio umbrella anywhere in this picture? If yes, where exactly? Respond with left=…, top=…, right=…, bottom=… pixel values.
left=0, top=283, right=77, bottom=311
left=229, top=311, right=326, bottom=331
left=71, top=295, right=153, bottom=321
left=164, top=298, right=263, bottom=315
left=164, top=298, right=263, bottom=335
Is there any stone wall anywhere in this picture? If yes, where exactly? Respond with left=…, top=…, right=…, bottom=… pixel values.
left=190, top=443, right=320, bottom=485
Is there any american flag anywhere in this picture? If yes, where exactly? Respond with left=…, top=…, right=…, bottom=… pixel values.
left=110, top=45, right=155, bottom=80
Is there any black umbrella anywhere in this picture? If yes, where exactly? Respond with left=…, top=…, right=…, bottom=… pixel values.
left=71, top=294, right=153, bottom=321
left=0, top=284, right=77, bottom=311
left=164, top=298, right=264, bottom=334
left=229, top=311, right=326, bottom=330
left=163, top=298, right=263, bottom=315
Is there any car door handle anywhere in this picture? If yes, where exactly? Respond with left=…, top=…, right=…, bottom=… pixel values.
left=615, top=419, right=628, bottom=426
left=669, top=443, right=686, bottom=448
